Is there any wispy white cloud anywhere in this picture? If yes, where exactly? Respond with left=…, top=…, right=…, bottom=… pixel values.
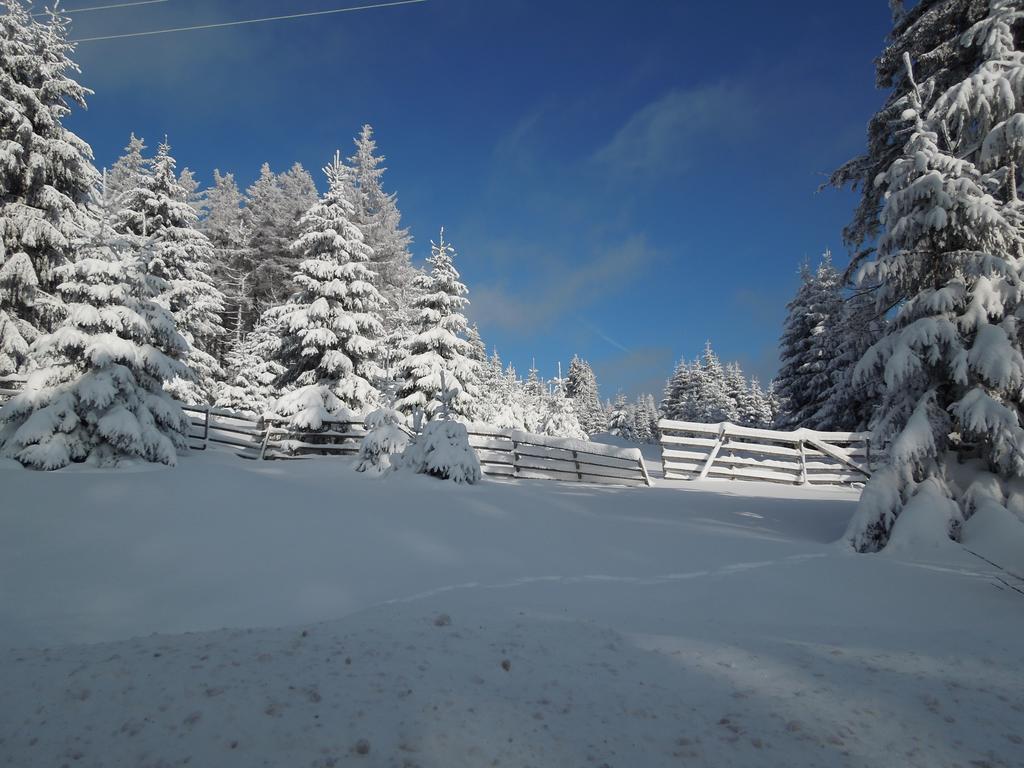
left=592, top=83, right=753, bottom=177
left=469, top=235, right=655, bottom=334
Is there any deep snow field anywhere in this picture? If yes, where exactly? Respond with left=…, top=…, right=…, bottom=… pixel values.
left=1, top=448, right=1023, bottom=768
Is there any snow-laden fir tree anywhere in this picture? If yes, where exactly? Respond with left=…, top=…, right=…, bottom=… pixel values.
left=466, top=323, right=486, bottom=364
left=845, top=12, right=1024, bottom=553
left=539, top=378, right=588, bottom=440
left=775, top=255, right=842, bottom=429
left=813, top=289, right=886, bottom=431
left=829, top=0, right=998, bottom=255
left=200, top=170, right=251, bottom=343
left=115, top=141, right=227, bottom=403
left=400, top=416, right=482, bottom=483
left=355, top=404, right=409, bottom=473
left=608, top=392, right=630, bottom=436
left=345, top=125, right=415, bottom=298
left=107, top=134, right=148, bottom=204
left=245, top=162, right=319, bottom=314
left=272, top=152, right=385, bottom=428
left=800, top=253, right=844, bottom=428
left=0, top=174, right=190, bottom=469
left=0, top=304, right=31, bottom=376
left=690, top=342, right=738, bottom=423
left=630, top=394, right=656, bottom=443
left=394, top=228, right=479, bottom=421
left=0, top=2, right=96, bottom=339
left=738, top=376, right=775, bottom=429
left=565, top=355, right=606, bottom=435
left=661, top=357, right=695, bottom=421
left=213, top=311, right=285, bottom=416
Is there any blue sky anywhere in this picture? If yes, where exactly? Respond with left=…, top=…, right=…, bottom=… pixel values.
left=64, top=0, right=893, bottom=399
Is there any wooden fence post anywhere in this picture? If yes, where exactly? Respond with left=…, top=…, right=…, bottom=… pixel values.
left=203, top=406, right=211, bottom=450
left=797, top=439, right=808, bottom=485
left=258, top=423, right=272, bottom=461
left=698, top=423, right=728, bottom=480
left=572, top=449, right=583, bottom=481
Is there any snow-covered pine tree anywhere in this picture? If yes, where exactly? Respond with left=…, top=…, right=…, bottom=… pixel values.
left=116, top=141, right=227, bottom=403
left=272, top=152, right=385, bottom=427
left=829, top=0, right=997, bottom=256
left=661, top=357, right=695, bottom=421
left=0, top=2, right=96, bottom=340
left=394, top=228, right=479, bottom=421
left=0, top=304, right=31, bottom=376
left=813, top=288, right=886, bottom=431
left=631, top=395, right=654, bottom=443
left=200, top=170, right=251, bottom=343
left=0, top=173, right=190, bottom=469
left=245, top=162, right=319, bottom=314
left=213, top=311, right=285, bottom=416
left=466, top=323, right=486, bottom=363
left=565, top=355, right=606, bottom=435
left=723, top=362, right=749, bottom=420
left=691, top=342, right=738, bottom=423
left=776, top=259, right=832, bottom=429
left=738, top=376, right=775, bottom=429
left=107, top=133, right=148, bottom=204
left=795, top=253, right=845, bottom=428
left=608, top=392, right=630, bottom=436
left=845, top=14, right=1024, bottom=552
left=345, top=125, right=415, bottom=297
left=539, top=378, right=588, bottom=440
left=355, top=404, right=409, bottom=474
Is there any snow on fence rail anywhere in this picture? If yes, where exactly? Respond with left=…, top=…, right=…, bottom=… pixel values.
left=1, top=378, right=650, bottom=487
left=256, top=415, right=368, bottom=460
left=466, top=424, right=652, bottom=487
left=658, top=418, right=871, bottom=486
left=0, top=374, right=27, bottom=403
left=180, top=404, right=265, bottom=453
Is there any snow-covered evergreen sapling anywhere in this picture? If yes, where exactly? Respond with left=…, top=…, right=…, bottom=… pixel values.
left=0, top=175, right=191, bottom=469
left=355, top=404, right=409, bottom=474
left=400, top=376, right=481, bottom=483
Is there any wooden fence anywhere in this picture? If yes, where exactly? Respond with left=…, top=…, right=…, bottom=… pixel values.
left=256, top=415, right=368, bottom=460
left=658, top=418, right=871, bottom=486
left=0, top=377, right=650, bottom=487
left=0, top=374, right=27, bottom=403
left=466, top=424, right=652, bottom=487
left=180, top=404, right=265, bottom=453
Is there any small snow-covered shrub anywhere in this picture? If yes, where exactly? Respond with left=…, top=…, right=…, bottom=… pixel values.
left=355, top=407, right=408, bottom=474
left=401, top=419, right=481, bottom=484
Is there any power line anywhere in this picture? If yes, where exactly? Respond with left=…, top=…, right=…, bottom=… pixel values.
left=72, top=0, right=428, bottom=42
left=35, top=0, right=170, bottom=16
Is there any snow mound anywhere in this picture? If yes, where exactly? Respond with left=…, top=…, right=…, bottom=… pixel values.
left=962, top=501, right=1024, bottom=579
left=880, top=478, right=964, bottom=558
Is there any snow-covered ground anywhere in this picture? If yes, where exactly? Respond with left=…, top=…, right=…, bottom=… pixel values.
left=1, top=450, right=1023, bottom=767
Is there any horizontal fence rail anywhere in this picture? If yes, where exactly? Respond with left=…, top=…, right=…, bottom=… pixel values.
left=180, top=404, right=265, bottom=453
left=466, top=424, right=652, bottom=487
left=257, top=415, right=368, bottom=460
left=658, top=419, right=871, bottom=486
left=0, top=374, right=27, bottom=403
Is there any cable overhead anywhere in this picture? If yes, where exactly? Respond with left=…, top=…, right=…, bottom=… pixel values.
left=72, top=0, right=428, bottom=42
left=35, top=0, right=170, bottom=16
